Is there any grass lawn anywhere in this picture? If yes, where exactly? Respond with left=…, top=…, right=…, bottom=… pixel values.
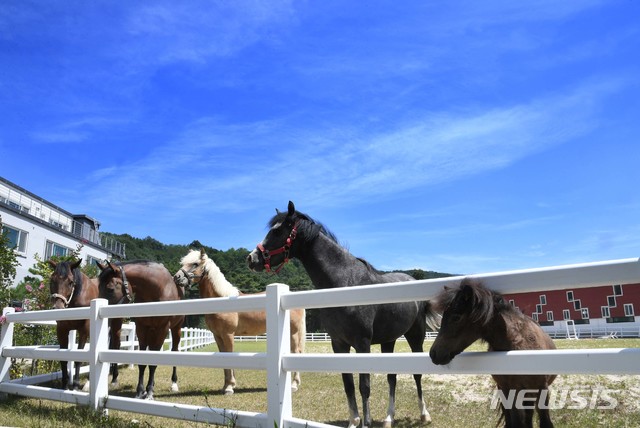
left=0, top=339, right=639, bottom=427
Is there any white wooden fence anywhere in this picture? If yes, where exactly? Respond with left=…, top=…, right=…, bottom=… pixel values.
left=1, top=258, right=640, bottom=427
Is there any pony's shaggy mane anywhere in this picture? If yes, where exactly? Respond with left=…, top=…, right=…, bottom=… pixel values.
left=435, top=278, right=511, bottom=326
left=181, top=250, right=239, bottom=297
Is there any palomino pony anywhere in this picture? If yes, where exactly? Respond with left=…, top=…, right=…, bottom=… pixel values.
left=173, top=248, right=306, bottom=395
left=247, top=201, right=440, bottom=428
left=48, top=259, right=123, bottom=390
left=97, top=260, right=185, bottom=400
left=429, top=278, right=556, bottom=428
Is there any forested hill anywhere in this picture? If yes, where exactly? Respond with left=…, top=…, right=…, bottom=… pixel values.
left=101, top=232, right=454, bottom=330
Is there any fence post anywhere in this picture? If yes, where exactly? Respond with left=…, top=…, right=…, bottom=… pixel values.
left=266, top=283, right=292, bottom=428
left=89, top=298, right=110, bottom=414
left=0, top=307, right=16, bottom=400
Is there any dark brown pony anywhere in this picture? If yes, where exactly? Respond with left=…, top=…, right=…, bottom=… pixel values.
left=429, top=278, right=556, bottom=428
left=97, top=260, right=185, bottom=400
left=173, top=248, right=306, bottom=395
left=48, top=259, right=123, bottom=390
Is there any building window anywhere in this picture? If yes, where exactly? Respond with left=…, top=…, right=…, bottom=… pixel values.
left=607, top=296, right=616, bottom=308
left=624, top=304, right=634, bottom=317
left=45, top=241, right=71, bottom=259
left=87, top=255, right=101, bottom=266
left=540, top=295, right=547, bottom=305
left=509, top=299, right=515, bottom=307
left=1, top=225, right=28, bottom=254
left=532, top=313, right=538, bottom=322
left=566, top=291, right=574, bottom=302
left=581, top=308, right=590, bottom=319
left=613, top=284, right=623, bottom=296
left=563, top=309, right=570, bottom=320
left=601, top=306, right=610, bottom=318
left=546, top=311, right=554, bottom=321
left=573, top=300, right=581, bottom=310
left=536, top=304, right=542, bottom=313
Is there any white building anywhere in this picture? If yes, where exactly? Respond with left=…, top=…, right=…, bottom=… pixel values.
left=0, top=176, right=125, bottom=286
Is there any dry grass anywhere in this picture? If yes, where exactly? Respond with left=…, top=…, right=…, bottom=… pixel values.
left=0, top=339, right=639, bottom=427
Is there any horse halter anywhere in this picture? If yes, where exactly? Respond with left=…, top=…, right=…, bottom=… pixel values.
left=116, top=265, right=133, bottom=304
left=256, top=221, right=299, bottom=274
left=51, top=279, right=75, bottom=308
left=178, top=263, right=206, bottom=286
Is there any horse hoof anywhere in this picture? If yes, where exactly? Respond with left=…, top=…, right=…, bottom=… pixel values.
left=421, top=413, right=432, bottom=424
left=171, top=383, right=179, bottom=393
left=82, top=381, right=90, bottom=392
left=382, top=421, right=393, bottom=428
left=291, top=384, right=298, bottom=393
left=110, top=380, right=119, bottom=388
left=145, top=394, right=154, bottom=401
left=224, top=388, right=234, bottom=395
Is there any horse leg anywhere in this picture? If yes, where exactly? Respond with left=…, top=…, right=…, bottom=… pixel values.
left=381, top=341, right=397, bottom=428
left=404, top=332, right=431, bottom=424
left=537, top=388, right=554, bottom=428
left=290, top=325, right=302, bottom=392
left=332, top=339, right=361, bottom=428
left=135, top=329, right=148, bottom=399
left=169, top=321, right=182, bottom=392
left=56, top=326, right=70, bottom=390
left=214, top=333, right=236, bottom=394
left=74, top=323, right=89, bottom=391
left=109, top=318, right=123, bottom=386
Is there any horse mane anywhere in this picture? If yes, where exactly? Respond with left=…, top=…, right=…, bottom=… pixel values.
left=180, top=250, right=240, bottom=297
left=53, top=261, right=83, bottom=295
left=268, top=210, right=339, bottom=244
left=435, top=278, right=511, bottom=326
left=269, top=209, right=386, bottom=275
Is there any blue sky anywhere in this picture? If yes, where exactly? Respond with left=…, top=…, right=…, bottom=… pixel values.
left=1, top=1, right=639, bottom=275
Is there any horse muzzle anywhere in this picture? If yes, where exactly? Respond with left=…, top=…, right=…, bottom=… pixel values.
left=246, top=250, right=264, bottom=272
left=173, top=270, right=190, bottom=288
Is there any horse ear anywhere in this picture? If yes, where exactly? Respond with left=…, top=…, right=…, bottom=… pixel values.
left=71, top=259, right=82, bottom=270
left=47, top=259, right=57, bottom=269
left=200, top=248, right=206, bottom=258
left=288, top=201, right=295, bottom=216
left=96, top=261, right=106, bottom=271
left=106, top=260, right=119, bottom=273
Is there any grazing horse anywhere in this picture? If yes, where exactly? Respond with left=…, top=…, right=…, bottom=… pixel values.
left=429, top=278, right=556, bottom=428
left=173, top=248, right=306, bottom=395
left=48, top=259, right=123, bottom=390
left=247, top=201, right=440, bottom=428
left=97, top=260, right=185, bottom=400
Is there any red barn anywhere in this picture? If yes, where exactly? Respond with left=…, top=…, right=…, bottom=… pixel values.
left=503, top=283, right=640, bottom=338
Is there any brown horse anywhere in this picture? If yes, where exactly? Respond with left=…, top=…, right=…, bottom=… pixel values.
left=48, top=259, right=123, bottom=390
left=97, top=260, right=185, bottom=400
left=429, top=278, right=556, bottom=428
left=173, top=248, right=306, bottom=395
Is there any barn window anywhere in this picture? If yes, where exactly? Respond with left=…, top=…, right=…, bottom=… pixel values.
left=581, top=308, right=590, bottom=319
left=613, top=284, right=623, bottom=296
left=601, top=306, right=610, bottom=318
left=546, top=311, right=553, bottom=321
left=624, top=304, right=634, bottom=317
left=573, top=300, right=581, bottom=310
left=608, top=296, right=617, bottom=307
left=563, top=309, right=570, bottom=320
left=540, top=295, right=547, bottom=305
left=566, top=291, right=574, bottom=302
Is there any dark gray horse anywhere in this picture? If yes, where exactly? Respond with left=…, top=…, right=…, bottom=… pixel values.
left=248, top=201, right=439, bottom=428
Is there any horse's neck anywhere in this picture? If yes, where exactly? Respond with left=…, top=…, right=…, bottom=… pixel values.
left=483, top=310, right=522, bottom=351
left=299, top=233, right=367, bottom=289
left=198, top=263, right=238, bottom=298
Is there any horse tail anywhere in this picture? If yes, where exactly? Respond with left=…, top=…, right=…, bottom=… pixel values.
left=423, top=300, right=441, bottom=332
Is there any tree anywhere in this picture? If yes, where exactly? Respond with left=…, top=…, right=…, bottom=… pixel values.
left=0, top=215, right=20, bottom=309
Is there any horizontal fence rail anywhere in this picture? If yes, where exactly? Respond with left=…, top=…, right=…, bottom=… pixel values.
left=0, top=257, right=639, bottom=428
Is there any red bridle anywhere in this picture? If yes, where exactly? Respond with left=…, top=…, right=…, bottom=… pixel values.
left=256, top=221, right=299, bottom=274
